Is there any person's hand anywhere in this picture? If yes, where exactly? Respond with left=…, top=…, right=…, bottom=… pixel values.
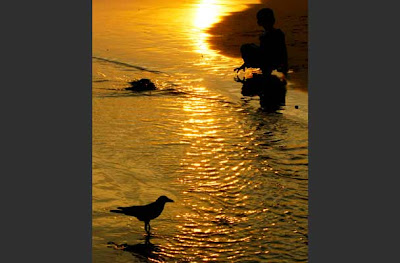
left=234, top=75, right=245, bottom=83
left=234, top=67, right=244, bottom=73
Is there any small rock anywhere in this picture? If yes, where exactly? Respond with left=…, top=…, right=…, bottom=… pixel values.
left=126, top=78, right=157, bottom=91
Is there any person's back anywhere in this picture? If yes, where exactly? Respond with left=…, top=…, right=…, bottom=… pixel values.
left=257, top=8, right=288, bottom=76
left=259, top=28, right=288, bottom=75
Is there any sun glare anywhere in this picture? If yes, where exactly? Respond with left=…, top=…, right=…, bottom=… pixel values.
left=191, top=0, right=260, bottom=59
left=193, top=0, right=221, bottom=30
left=191, top=0, right=223, bottom=57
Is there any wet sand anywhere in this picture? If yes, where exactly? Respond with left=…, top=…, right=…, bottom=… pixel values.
left=207, top=0, right=308, bottom=90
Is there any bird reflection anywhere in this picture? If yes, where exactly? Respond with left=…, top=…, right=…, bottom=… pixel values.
left=235, top=73, right=286, bottom=112
left=108, top=234, right=164, bottom=262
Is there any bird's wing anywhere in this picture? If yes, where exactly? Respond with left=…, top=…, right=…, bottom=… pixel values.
left=119, top=205, right=143, bottom=213
left=144, top=202, right=165, bottom=220
left=112, top=200, right=165, bottom=219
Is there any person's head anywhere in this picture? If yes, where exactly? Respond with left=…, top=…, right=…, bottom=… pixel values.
left=257, top=8, right=275, bottom=29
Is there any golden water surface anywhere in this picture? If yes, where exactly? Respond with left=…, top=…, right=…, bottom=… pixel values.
left=93, top=0, right=308, bottom=262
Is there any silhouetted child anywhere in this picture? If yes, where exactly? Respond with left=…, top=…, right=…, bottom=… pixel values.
left=235, top=8, right=288, bottom=77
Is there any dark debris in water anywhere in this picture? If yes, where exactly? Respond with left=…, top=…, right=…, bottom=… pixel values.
left=212, top=216, right=235, bottom=227
left=126, top=78, right=157, bottom=91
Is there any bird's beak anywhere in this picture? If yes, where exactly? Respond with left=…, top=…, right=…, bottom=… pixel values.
left=167, top=198, right=174, bottom=202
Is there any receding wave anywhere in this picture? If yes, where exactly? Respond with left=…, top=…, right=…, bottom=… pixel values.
left=93, top=56, right=169, bottom=75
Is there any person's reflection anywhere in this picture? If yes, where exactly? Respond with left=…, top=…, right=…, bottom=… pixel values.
left=235, top=73, right=286, bottom=112
left=108, top=234, right=164, bottom=261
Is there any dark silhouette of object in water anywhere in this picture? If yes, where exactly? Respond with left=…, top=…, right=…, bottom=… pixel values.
left=234, top=8, right=288, bottom=77
left=236, top=73, right=286, bottom=112
left=110, top=195, right=174, bottom=234
left=125, top=78, right=157, bottom=91
left=233, top=8, right=288, bottom=112
left=107, top=235, right=164, bottom=262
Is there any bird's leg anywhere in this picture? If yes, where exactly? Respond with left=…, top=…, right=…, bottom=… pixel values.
left=145, top=221, right=150, bottom=234
left=145, top=234, right=150, bottom=245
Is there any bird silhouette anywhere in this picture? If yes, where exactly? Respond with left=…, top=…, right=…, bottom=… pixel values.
left=111, top=196, right=174, bottom=234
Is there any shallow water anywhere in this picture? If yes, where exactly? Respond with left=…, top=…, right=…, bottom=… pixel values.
left=93, top=0, right=308, bottom=262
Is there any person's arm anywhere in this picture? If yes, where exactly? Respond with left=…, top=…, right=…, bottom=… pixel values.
left=234, top=63, right=246, bottom=72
